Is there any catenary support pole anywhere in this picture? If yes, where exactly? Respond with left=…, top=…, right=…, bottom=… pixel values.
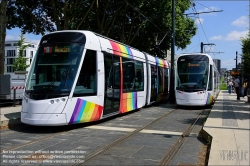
left=169, top=0, right=176, bottom=103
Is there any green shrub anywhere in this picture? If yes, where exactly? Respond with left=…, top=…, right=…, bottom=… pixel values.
left=13, top=34, right=30, bottom=71
left=220, top=83, right=228, bottom=90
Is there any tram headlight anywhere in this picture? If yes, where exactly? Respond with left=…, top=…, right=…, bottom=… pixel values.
left=60, top=98, right=66, bottom=102
left=50, top=98, right=66, bottom=104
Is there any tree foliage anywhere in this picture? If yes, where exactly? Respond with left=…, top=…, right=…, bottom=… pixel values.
left=6, top=0, right=197, bottom=59
left=12, top=34, right=30, bottom=71
left=241, top=32, right=250, bottom=75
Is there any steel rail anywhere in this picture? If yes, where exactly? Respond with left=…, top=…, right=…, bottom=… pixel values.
left=158, top=109, right=205, bottom=166
left=72, top=108, right=177, bottom=166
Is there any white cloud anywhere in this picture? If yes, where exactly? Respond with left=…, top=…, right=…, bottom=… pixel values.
left=5, top=35, right=18, bottom=40
left=29, top=40, right=40, bottom=44
left=26, top=37, right=40, bottom=44
left=231, top=16, right=248, bottom=27
left=225, top=30, right=248, bottom=41
left=6, top=33, right=40, bottom=44
left=210, top=35, right=223, bottom=40
left=221, top=59, right=236, bottom=70
left=195, top=18, right=204, bottom=25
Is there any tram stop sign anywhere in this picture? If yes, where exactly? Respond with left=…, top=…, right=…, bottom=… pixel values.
left=230, top=71, right=240, bottom=76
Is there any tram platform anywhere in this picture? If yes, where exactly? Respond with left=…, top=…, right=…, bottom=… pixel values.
left=0, top=105, right=21, bottom=127
left=0, top=90, right=249, bottom=165
left=203, top=90, right=250, bottom=165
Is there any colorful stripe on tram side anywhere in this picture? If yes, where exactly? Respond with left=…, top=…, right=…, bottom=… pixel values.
left=69, top=99, right=103, bottom=124
left=206, top=93, right=214, bottom=105
left=109, top=40, right=139, bottom=114
left=109, top=40, right=133, bottom=58
left=120, top=92, right=138, bottom=113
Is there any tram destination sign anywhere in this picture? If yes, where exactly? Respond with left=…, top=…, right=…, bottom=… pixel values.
left=44, top=46, right=71, bottom=53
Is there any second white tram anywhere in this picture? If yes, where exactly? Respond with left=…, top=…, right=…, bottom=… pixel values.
left=175, top=53, right=220, bottom=106
left=21, top=30, right=170, bottom=126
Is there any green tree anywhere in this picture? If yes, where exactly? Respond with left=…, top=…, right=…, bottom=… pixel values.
left=0, top=0, right=8, bottom=74
left=241, top=32, right=250, bottom=75
left=6, top=0, right=96, bottom=35
left=87, top=0, right=196, bottom=58
left=12, top=34, right=30, bottom=71
left=6, top=0, right=196, bottom=59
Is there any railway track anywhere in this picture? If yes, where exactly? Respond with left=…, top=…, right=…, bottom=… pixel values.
left=72, top=108, right=178, bottom=166
left=0, top=104, right=208, bottom=166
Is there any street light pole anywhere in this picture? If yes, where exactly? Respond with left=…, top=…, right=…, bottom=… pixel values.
left=169, top=0, right=175, bottom=103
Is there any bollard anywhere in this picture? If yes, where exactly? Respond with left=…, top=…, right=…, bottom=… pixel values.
left=13, top=89, right=16, bottom=107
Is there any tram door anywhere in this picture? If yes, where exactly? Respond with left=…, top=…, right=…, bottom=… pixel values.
left=103, top=54, right=121, bottom=116
left=150, top=65, right=158, bottom=102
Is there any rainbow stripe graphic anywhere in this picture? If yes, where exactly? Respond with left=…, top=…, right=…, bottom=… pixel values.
left=120, top=92, right=138, bottom=113
left=206, top=93, right=213, bottom=105
left=69, top=99, right=103, bottom=124
left=155, top=57, right=168, bottom=68
left=109, top=40, right=133, bottom=58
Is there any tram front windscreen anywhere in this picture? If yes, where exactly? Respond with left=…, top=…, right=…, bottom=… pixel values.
left=176, top=55, right=209, bottom=92
left=25, top=32, right=86, bottom=100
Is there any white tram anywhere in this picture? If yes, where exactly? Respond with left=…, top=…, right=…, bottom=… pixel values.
left=175, top=53, right=220, bottom=106
left=21, top=30, right=170, bottom=126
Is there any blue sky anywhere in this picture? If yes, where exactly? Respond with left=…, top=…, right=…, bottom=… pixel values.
left=176, top=0, right=249, bottom=70
left=5, top=1, right=250, bottom=70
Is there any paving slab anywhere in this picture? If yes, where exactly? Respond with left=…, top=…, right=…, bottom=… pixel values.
left=0, top=106, right=22, bottom=126
left=203, top=90, right=250, bottom=166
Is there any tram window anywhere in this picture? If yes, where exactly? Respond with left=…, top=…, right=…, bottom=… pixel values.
left=208, top=65, right=213, bottom=91
left=164, top=68, right=169, bottom=93
left=122, top=58, right=135, bottom=92
left=134, top=61, right=144, bottom=91
left=73, top=50, right=97, bottom=97
left=157, top=67, right=163, bottom=93
left=150, top=65, right=157, bottom=101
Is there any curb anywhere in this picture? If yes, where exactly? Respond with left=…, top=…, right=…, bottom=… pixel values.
left=0, top=118, right=22, bottom=127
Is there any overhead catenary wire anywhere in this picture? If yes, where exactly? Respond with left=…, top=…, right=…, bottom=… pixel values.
left=186, top=0, right=223, bottom=16
left=190, top=2, right=214, bottom=53
left=186, top=0, right=224, bottom=54
left=193, top=0, right=218, bottom=12
left=186, top=43, right=200, bottom=53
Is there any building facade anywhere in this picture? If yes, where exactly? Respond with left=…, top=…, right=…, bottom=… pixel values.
left=213, top=59, right=221, bottom=74
left=2, top=40, right=38, bottom=100
left=4, top=40, right=38, bottom=78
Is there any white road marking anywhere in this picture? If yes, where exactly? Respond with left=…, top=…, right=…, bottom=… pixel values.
left=85, top=126, right=136, bottom=132
left=85, top=125, right=196, bottom=136
left=140, top=129, right=183, bottom=136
